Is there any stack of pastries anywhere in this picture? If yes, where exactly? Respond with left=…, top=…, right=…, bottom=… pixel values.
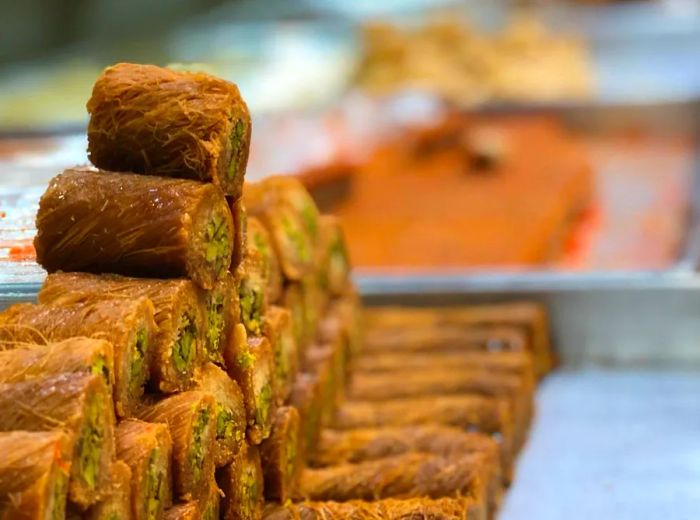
left=0, top=62, right=551, bottom=520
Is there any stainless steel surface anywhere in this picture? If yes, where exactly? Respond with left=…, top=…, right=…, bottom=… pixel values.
left=502, top=369, right=700, bottom=519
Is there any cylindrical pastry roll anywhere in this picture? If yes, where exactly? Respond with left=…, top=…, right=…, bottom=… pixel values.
left=260, top=406, right=301, bottom=502
left=282, top=283, right=306, bottom=351
left=261, top=176, right=321, bottom=247
left=235, top=243, right=269, bottom=337
left=199, top=272, right=238, bottom=366
left=229, top=197, right=248, bottom=270
left=300, top=274, right=322, bottom=342
left=364, top=324, right=527, bottom=354
left=262, top=497, right=485, bottom=520
left=263, top=306, right=298, bottom=405
left=0, top=297, right=155, bottom=417
left=365, top=302, right=551, bottom=377
left=348, top=369, right=532, bottom=451
left=34, top=168, right=234, bottom=289
left=137, top=392, right=217, bottom=501
left=313, top=426, right=502, bottom=511
left=248, top=217, right=283, bottom=304
left=0, top=336, right=113, bottom=387
left=244, top=182, right=313, bottom=281
left=289, top=372, right=325, bottom=459
left=224, top=325, right=276, bottom=444
left=39, top=273, right=203, bottom=394
left=316, top=215, right=350, bottom=297
left=217, top=442, right=263, bottom=520
left=87, top=62, right=251, bottom=198
left=195, top=363, right=247, bottom=467
left=0, top=373, right=115, bottom=508
left=296, top=452, right=487, bottom=502
left=335, top=287, right=364, bottom=359
left=83, top=461, right=132, bottom=520
left=0, top=431, right=71, bottom=520
left=334, top=395, right=514, bottom=484
left=354, top=350, right=534, bottom=380
left=116, top=419, right=173, bottom=520
left=302, top=344, right=344, bottom=426
left=164, top=480, right=221, bottom=520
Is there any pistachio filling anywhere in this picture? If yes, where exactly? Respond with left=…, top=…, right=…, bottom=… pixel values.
left=173, top=313, right=197, bottom=375
left=253, top=231, right=271, bottom=279
left=300, top=203, right=318, bottom=240
left=146, top=449, right=164, bottom=520
left=281, top=215, right=310, bottom=263
left=254, top=382, right=273, bottom=428
left=106, top=513, right=120, bottom=520
left=227, top=118, right=247, bottom=180
left=77, top=392, right=104, bottom=491
left=239, top=280, right=263, bottom=336
left=91, top=355, right=110, bottom=385
left=203, top=502, right=218, bottom=520
left=190, top=406, right=211, bottom=486
left=49, top=469, right=67, bottom=520
left=129, top=327, right=148, bottom=397
left=206, top=293, right=226, bottom=359
left=205, top=213, right=231, bottom=278
left=216, top=403, right=235, bottom=442
left=241, top=466, right=259, bottom=519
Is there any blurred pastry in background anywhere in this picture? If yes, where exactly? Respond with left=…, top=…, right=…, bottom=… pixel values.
left=354, top=13, right=594, bottom=105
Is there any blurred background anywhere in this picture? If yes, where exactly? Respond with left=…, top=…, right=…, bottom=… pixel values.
left=2, top=1, right=700, bottom=517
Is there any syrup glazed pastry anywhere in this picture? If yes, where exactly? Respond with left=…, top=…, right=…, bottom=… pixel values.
left=194, top=363, right=248, bottom=467
left=0, top=298, right=155, bottom=418
left=247, top=216, right=283, bottom=304
left=262, top=497, right=486, bottom=520
left=34, top=168, right=234, bottom=289
left=115, top=419, right=173, bottom=520
left=235, top=233, right=270, bottom=337
left=260, top=406, right=301, bottom=502
left=0, top=373, right=115, bottom=508
left=263, top=305, right=299, bottom=405
left=137, top=391, right=217, bottom=502
left=0, top=431, right=72, bottom=520
left=81, top=461, right=132, bottom=520
left=217, top=442, right=264, bottom=520
left=39, top=273, right=204, bottom=394
left=163, top=479, right=221, bottom=520
left=87, top=62, right=251, bottom=198
left=198, top=272, right=238, bottom=367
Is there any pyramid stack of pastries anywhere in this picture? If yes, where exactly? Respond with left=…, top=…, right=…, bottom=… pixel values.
left=0, top=63, right=552, bottom=520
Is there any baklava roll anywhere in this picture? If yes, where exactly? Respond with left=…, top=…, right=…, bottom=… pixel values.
left=296, top=452, right=487, bottom=502
left=0, top=431, right=71, bottom=520
left=0, top=373, right=115, bottom=508
left=334, top=395, right=515, bottom=484
left=164, top=480, right=221, bottom=520
left=349, top=369, right=531, bottom=450
left=39, top=273, right=203, bottom=394
left=262, top=176, right=321, bottom=246
left=262, top=497, right=484, bottom=520
left=235, top=243, right=269, bottom=337
left=199, top=272, right=238, bottom=366
left=224, top=325, right=276, bottom=444
left=138, top=392, right=217, bottom=501
left=116, top=419, right=173, bottom=520
left=314, top=426, right=502, bottom=511
left=364, top=324, right=527, bottom=355
left=244, top=182, right=313, bottom=281
left=289, top=372, right=325, bottom=459
left=300, top=274, right=322, bottom=342
left=282, top=283, right=306, bottom=351
left=83, top=461, right=132, bottom=520
left=229, top=197, right=248, bottom=270
left=259, top=406, right=301, bottom=502
left=366, top=302, right=551, bottom=377
left=35, top=168, right=234, bottom=289
left=217, top=442, right=263, bottom=520
left=0, top=336, right=113, bottom=387
left=248, top=217, right=283, bottom=304
left=316, top=215, right=350, bottom=297
left=195, top=363, right=247, bottom=466
left=0, top=297, right=154, bottom=417
left=263, top=306, right=298, bottom=404
left=87, top=62, right=251, bottom=198
left=302, top=343, right=345, bottom=425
